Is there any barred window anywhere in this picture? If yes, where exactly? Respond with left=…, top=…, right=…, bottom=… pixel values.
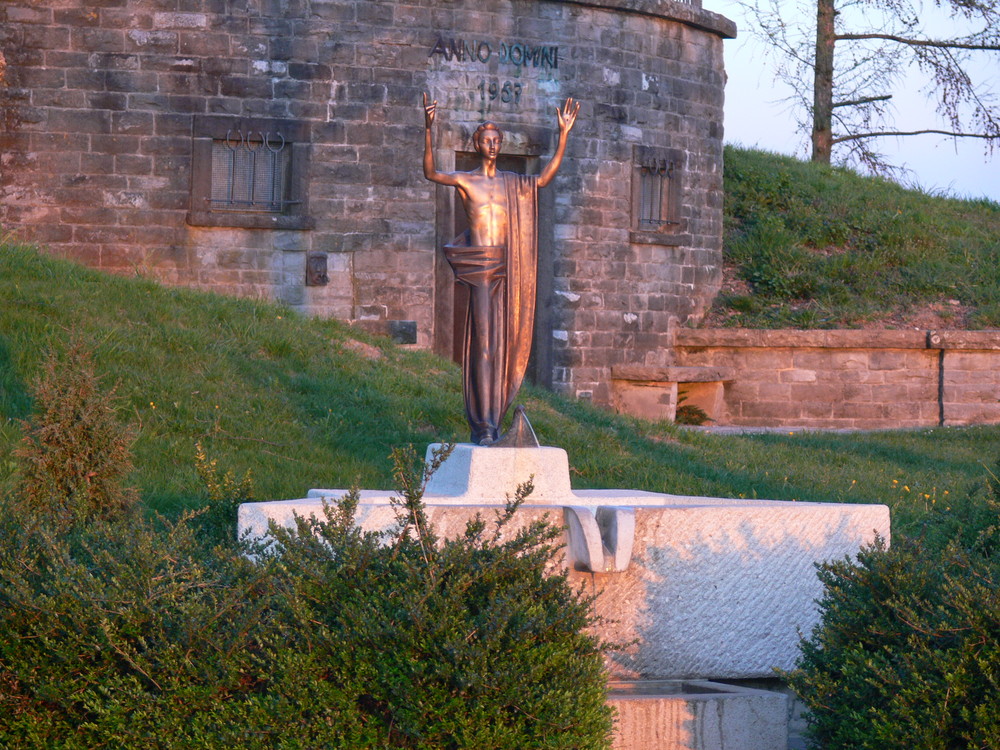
left=637, top=158, right=674, bottom=229
left=631, top=145, right=685, bottom=243
left=210, top=131, right=291, bottom=213
left=188, top=116, right=313, bottom=230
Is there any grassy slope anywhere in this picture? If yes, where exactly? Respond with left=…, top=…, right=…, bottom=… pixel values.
left=1, top=241, right=996, bottom=539
left=713, top=146, right=1000, bottom=329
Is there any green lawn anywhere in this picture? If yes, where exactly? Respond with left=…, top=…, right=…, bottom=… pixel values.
left=714, top=146, right=1000, bottom=328
left=1, top=241, right=996, bottom=539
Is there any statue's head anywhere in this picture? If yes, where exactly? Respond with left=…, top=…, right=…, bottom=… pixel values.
left=473, top=122, right=503, bottom=155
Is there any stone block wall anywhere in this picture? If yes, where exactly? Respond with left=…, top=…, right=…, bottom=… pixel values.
left=935, top=331, right=1000, bottom=425
left=0, top=0, right=734, bottom=401
left=666, top=329, right=1000, bottom=428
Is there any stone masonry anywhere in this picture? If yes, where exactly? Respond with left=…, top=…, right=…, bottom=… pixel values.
left=611, top=329, right=1000, bottom=428
left=0, top=0, right=734, bottom=404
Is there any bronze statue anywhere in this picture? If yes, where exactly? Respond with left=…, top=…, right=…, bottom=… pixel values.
left=423, top=93, right=579, bottom=445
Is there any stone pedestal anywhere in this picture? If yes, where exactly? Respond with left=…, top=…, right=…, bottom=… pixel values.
left=422, top=444, right=573, bottom=501
left=238, top=442, right=890, bottom=682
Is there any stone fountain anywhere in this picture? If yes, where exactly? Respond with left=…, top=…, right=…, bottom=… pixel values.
left=239, top=439, right=888, bottom=750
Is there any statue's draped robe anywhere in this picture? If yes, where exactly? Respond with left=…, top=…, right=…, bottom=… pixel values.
left=443, top=172, right=538, bottom=443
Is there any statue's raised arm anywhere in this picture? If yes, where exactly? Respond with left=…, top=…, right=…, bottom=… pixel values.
left=423, top=92, right=461, bottom=186
left=538, top=97, right=580, bottom=188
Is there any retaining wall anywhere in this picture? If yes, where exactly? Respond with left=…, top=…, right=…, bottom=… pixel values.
left=613, top=329, right=1000, bottom=428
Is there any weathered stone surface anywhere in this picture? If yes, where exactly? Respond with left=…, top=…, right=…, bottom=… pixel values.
left=608, top=680, right=787, bottom=750
left=611, top=365, right=734, bottom=382
left=649, top=328, right=1000, bottom=428
left=422, top=444, right=573, bottom=502
left=595, top=496, right=888, bottom=679
left=611, top=379, right=680, bottom=421
left=675, top=328, right=929, bottom=349
left=935, top=330, right=1000, bottom=350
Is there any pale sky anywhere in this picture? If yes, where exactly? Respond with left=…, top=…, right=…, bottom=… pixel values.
left=713, top=0, right=999, bottom=202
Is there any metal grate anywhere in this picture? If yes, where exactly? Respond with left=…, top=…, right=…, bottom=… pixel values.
left=638, top=159, right=674, bottom=227
left=210, top=130, right=292, bottom=212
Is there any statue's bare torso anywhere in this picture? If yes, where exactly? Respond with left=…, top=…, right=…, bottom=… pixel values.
left=454, top=170, right=509, bottom=247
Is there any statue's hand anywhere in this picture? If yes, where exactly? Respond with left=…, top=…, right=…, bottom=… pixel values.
left=423, top=92, right=437, bottom=129
left=556, top=97, right=580, bottom=134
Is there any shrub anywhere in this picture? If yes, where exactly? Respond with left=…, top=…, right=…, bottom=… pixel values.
left=13, top=338, right=138, bottom=527
left=0, top=505, right=281, bottom=748
left=1, top=353, right=613, bottom=750
left=785, top=471, right=1000, bottom=750
left=265, top=444, right=614, bottom=749
left=674, top=395, right=711, bottom=426
left=194, top=439, right=254, bottom=547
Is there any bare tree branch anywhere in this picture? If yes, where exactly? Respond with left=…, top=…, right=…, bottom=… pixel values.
left=835, top=32, right=1000, bottom=51
left=832, top=129, right=999, bottom=144
left=833, top=94, right=893, bottom=109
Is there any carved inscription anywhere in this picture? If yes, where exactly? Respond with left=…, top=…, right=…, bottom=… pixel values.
left=428, top=37, right=559, bottom=69
left=477, top=79, right=522, bottom=105
left=429, top=37, right=556, bottom=111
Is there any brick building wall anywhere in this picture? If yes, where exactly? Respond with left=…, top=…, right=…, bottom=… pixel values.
left=0, top=0, right=735, bottom=404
